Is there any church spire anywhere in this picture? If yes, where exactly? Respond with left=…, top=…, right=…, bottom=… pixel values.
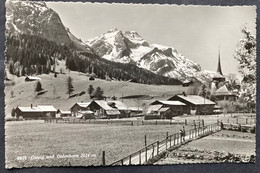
left=217, top=45, right=223, bottom=75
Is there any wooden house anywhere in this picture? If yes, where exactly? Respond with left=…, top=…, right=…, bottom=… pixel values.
left=149, top=100, right=186, bottom=119
left=168, top=94, right=216, bottom=115
left=70, top=102, right=91, bottom=116
left=16, top=105, right=57, bottom=119
left=87, top=100, right=125, bottom=119
left=56, top=109, right=71, bottom=117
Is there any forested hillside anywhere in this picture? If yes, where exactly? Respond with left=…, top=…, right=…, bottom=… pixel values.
left=5, top=33, right=181, bottom=85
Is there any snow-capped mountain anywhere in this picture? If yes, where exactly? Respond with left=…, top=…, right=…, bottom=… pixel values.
left=86, top=28, right=212, bottom=82
left=6, top=0, right=92, bottom=51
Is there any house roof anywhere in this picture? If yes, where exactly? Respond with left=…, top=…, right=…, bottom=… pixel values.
left=108, top=101, right=128, bottom=110
left=151, top=100, right=186, bottom=106
left=128, top=107, right=143, bottom=111
left=159, top=107, right=170, bottom=112
left=18, top=106, right=42, bottom=112
left=57, top=109, right=71, bottom=114
left=70, top=102, right=91, bottom=110
left=25, top=76, right=41, bottom=80
left=94, top=100, right=115, bottom=110
left=213, top=85, right=234, bottom=96
left=147, top=105, right=163, bottom=113
left=18, top=105, right=57, bottom=112
left=106, top=110, right=121, bottom=115
left=37, top=105, right=57, bottom=112
left=212, top=72, right=225, bottom=79
left=170, top=95, right=215, bottom=105
left=182, top=79, right=191, bottom=84
left=76, top=102, right=91, bottom=108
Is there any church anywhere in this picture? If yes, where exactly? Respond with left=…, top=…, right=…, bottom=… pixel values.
left=211, top=48, right=237, bottom=102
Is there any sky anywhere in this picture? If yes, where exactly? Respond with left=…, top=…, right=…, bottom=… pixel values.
left=46, top=2, right=256, bottom=77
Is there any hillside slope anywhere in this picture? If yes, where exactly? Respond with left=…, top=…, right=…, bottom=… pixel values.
left=5, top=61, right=188, bottom=117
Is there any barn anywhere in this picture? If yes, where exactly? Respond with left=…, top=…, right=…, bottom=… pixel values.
left=168, top=94, right=216, bottom=115
left=148, top=100, right=186, bottom=119
left=70, top=102, right=91, bottom=116
left=16, top=105, right=57, bottom=119
left=87, top=100, right=127, bottom=119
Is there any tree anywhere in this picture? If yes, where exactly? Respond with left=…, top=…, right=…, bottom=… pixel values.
left=87, top=85, right=94, bottom=97
left=10, top=90, right=14, bottom=98
left=35, top=81, right=43, bottom=92
left=234, top=26, right=256, bottom=103
left=93, top=86, right=104, bottom=100
left=67, top=76, right=74, bottom=97
left=11, top=108, right=16, bottom=118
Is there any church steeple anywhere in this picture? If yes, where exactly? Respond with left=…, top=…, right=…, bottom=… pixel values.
left=217, top=46, right=223, bottom=75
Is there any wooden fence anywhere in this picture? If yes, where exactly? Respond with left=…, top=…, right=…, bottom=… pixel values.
left=109, top=123, right=221, bottom=166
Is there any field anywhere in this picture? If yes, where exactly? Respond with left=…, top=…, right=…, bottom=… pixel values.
left=156, top=130, right=255, bottom=164
left=5, top=120, right=193, bottom=168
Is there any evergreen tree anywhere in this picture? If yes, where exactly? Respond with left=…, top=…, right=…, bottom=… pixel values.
left=67, top=76, right=74, bottom=98
left=87, top=85, right=94, bottom=97
left=11, top=108, right=16, bottom=118
left=35, top=81, right=43, bottom=92
left=93, top=86, right=104, bottom=100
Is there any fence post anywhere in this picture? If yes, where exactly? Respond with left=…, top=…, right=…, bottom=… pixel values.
left=236, top=118, right=238, bottom=124
left=169, top=135, right=172, bottom=147
left=145, top=135, right=147, bottom=147
left=121, top=159, right=124, bottom=166
left=157, top=141, right=159, bottom=155
left=246, top=118, right=248, bottom=124
left=174, top=134, right=176, bottom=146
left=185, top=119, right=187, bottom=125
left=132, top=121, right=134, bottom=126
left=145, top=147, right=148, bottom=162
left=129, top=155, right=131, bottom=165
left=152, top=144, right=154, bottom=158
left=166, top=136, right=168, bottom=150
left=139, top=151, right=141, bottom=164
left=102, top=151, right=105, bottom=166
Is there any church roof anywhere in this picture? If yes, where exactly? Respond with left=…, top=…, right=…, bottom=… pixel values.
left=213, top=85, right=234, bottom=96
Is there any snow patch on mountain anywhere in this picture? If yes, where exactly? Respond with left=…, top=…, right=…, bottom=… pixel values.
left=86, top=28, right=211, bottom=82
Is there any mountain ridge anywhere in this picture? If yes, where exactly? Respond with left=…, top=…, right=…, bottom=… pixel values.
left=85, top=28, right=213, bottom=82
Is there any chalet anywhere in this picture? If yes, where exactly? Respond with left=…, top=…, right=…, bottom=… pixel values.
left=129, top=107, right=143, bottom=117
left=149, top=100, right=186, bottom=119
left=25, top=76, right=41, bottom=82
left=56, top=109, right=71, bottom=117
left=70, top=102, right=91, bottom=116
left=107, top=101, right=129, bottom=117
left=212, top=85, right=237, bottom=102
left=16, top=105, right=57, bottom=119
left=76, top=110, right=94, bottom=120
left=168, top=94, right=216, bottom=115
left=87, top=100, right=127, bottom=118
left=182, top=79, right=193, bottom=87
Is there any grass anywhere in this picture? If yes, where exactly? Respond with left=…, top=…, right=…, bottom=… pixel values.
left=5, top=120, right=192, bottom=168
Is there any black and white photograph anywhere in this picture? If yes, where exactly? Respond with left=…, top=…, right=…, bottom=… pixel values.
left=4, top=0, right=256, bottom=169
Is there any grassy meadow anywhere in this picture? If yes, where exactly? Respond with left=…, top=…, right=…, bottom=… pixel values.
left=5, top=120, right=192, bottom=168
